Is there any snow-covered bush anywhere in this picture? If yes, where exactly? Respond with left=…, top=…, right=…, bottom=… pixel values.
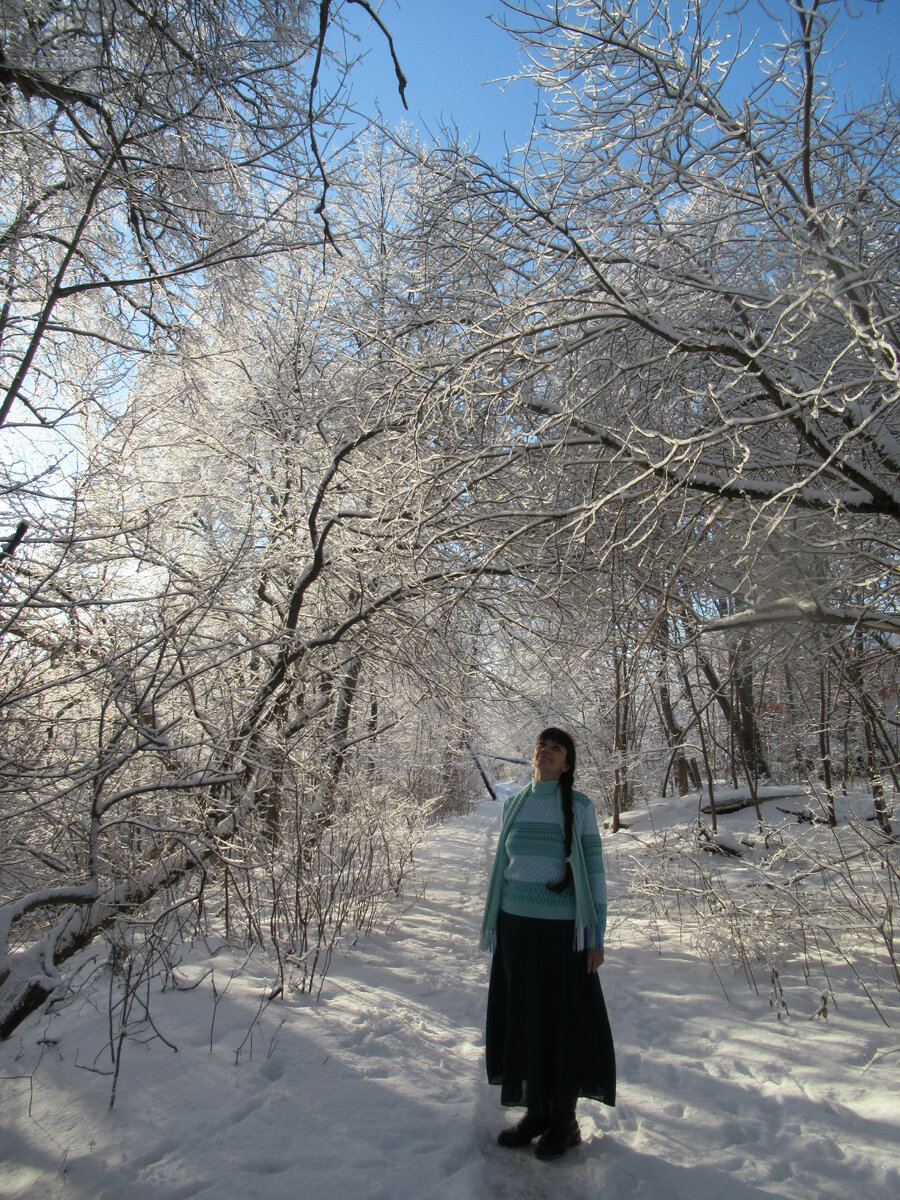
left=624, top=798, right=899, bottom=1018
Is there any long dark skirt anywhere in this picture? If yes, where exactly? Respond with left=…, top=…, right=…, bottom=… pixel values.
left=485, top=910, right=616, bottom=1114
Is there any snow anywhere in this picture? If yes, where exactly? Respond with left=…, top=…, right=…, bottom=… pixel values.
left=1, top=792, right=899, bottom=1200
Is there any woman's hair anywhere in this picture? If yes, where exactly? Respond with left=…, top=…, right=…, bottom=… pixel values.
left=537, top=727, right=577, bottom=895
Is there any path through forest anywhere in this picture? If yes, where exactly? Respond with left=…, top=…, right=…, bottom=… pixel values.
left=1, top=796, right=898, bottom=1200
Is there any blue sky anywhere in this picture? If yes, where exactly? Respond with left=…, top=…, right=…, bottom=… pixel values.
left=340, top=0, right=898, bottom=163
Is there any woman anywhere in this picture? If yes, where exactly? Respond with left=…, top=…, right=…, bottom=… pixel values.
left=481, top=727, right=616, bottom=1160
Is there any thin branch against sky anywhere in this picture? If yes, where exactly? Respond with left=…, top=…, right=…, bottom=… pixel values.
left=343, top=0, right=897, bottom=162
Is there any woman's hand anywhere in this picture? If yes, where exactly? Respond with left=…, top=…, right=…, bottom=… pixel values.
left=587, top=947, right=604, bottom=972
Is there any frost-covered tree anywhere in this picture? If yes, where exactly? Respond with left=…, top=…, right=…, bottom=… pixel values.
left=374, top=0, right=900, bottom=812
left=0, top=2, right=422, bottom=1035
left=418, top=0, right=900, bottom=636
left=0, top=135, right=521, bottom=1037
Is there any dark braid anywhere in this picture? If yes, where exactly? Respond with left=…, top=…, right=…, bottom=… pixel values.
left=539, top=727, right=576, bottom=895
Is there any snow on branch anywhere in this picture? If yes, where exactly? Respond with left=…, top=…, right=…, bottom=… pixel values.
left=701, top=600, right=900, bottom=638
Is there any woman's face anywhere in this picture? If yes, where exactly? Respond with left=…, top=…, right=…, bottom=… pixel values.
left=533, top=735, right=570, bottom=781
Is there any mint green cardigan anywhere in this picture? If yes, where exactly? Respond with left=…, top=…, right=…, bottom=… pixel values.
left=480, top=780, right=604, bottom=952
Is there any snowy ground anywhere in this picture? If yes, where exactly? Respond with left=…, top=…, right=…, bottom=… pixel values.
left=1, top=792, right=899, bottom=1200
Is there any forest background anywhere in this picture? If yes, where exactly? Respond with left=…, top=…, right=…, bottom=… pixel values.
left=0, top=0, right=898, bottom=1049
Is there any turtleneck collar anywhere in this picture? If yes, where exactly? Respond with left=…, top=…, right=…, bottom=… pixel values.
left=531, top=777, right=560, bottom=797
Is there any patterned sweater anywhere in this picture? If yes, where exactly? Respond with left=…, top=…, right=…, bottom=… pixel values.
left=500, top=778, right=608, bottom=945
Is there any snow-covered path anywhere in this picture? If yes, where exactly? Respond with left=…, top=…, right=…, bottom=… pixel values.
left=1, top=799, right=899, bottom=1200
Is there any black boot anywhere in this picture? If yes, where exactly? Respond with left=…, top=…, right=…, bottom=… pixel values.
left=534, top=1108, right=581, bottom=1160
left=497, top=1111, right=550, bottom=1148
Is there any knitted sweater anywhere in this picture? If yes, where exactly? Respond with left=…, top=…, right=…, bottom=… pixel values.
left=499, top=779, right=607, bottom=944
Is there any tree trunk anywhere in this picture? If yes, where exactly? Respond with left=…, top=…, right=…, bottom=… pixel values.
left=655, top=620, right=691, bottom=796
left=818, top=667, right=836, bottom=826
